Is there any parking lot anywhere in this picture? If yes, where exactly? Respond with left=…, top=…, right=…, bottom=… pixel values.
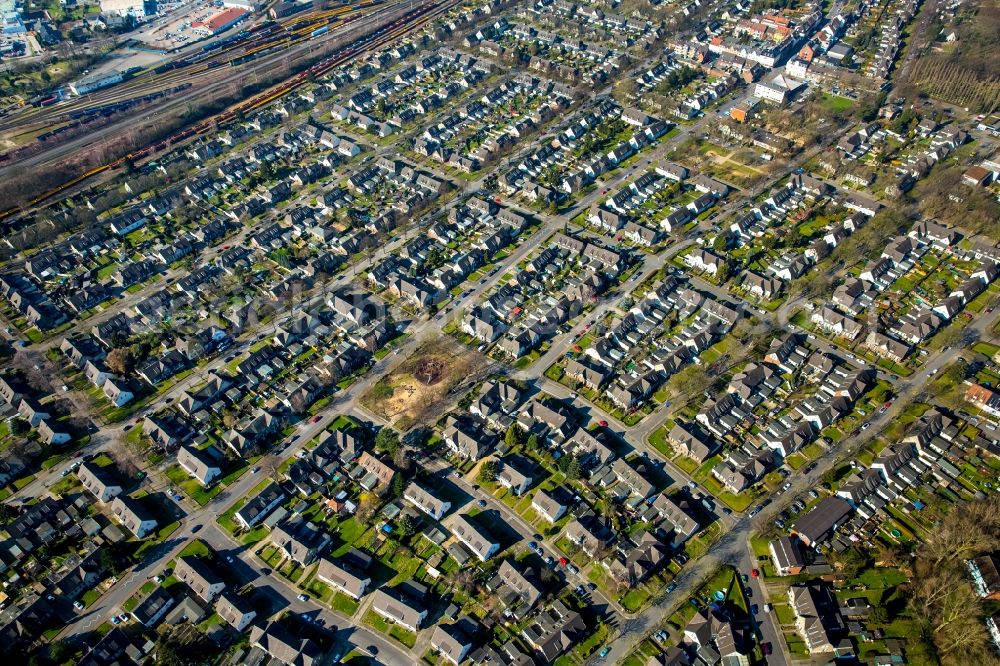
left=131, top=0, right=224, bottom=51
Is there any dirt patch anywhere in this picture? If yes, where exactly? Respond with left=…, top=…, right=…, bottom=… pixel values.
left=361, top=335, right=491, bottom=430
left=414, top=357, right=447, bottom=386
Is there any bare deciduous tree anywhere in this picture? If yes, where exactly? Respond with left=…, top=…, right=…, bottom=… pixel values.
left=108, top=432, right=142, bottom=479
left=106, top=348, right=134, bottom=377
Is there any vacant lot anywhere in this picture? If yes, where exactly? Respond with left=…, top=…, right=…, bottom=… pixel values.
left=361, top=335, right=489, bottom=430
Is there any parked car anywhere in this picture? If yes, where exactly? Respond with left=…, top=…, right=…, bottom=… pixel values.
left=297, top=594, right=309, bottom=602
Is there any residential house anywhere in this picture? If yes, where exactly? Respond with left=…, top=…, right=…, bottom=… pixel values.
left=791, top=497, right=852, bottom=547
left=370, top=588, right=427, bottom=631
left=770, top=535, right=806, bottom=575
left=450, top=514, right=499, bottom=561
left=788, top=582, right=844, bottom=654
left=77, top=462, right=122, bottom=502
left=521, top=600, right=587, bottom=662
left=215, top=592, right=257, bottom=632
left=131, top=587, right=174, bottom=628
left=235, top=482, right=285, bottom=530
left=177, top=445, right=222, bottom=486
left=497, top=455, right=533, bottom=496
left=175, top=556, right=225, bottom=603
left=315, top=556, right=371, bottom=600
left=531, top=489, right=566, bottom=523
left=431, top=621, right=477, bottom=665
left=249, top=623, right=323, bottom=666
left=403, top=482, right=451, bottom=521
left=354, top=451, right=395, bottom=491
left=111, top=496, right=158, bottom=538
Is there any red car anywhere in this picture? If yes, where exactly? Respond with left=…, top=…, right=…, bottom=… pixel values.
left=751, top=569, right=759, bottom=578
left=598, top=420, right=608, bottom=427
left=559, top=557, right=568, bottom=566
left=762, top=642, right=772, bottom=655
left=311, top=415, right=322, bottom=423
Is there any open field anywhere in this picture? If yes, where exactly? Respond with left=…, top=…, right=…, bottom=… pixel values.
left=361, top=335, right=490, bottom=430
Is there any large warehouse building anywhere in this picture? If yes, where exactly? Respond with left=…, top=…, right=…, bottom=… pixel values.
left=192, top=7, right=248, bottom=35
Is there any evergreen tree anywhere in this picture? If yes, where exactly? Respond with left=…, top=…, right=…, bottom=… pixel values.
left=375, top=427, right=400, bottom=457
left=566, top=455, right=583, bottom=481
left=477, top=459, right=500, bottom=484
left=505, top=423, right=525, bottom=448
left=526, top=433, right=539, bottom=452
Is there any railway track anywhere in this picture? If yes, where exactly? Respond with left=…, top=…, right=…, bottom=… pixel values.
left=0, top=2, right=379, bottom=134
left=0, top=0, right=458, bottom=222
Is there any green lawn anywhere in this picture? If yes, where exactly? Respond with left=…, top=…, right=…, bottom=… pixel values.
left=621, top=588, right=651, bottom=613
left=80, top=588, right=101, bottom=608
left=165, top=464, right=223, bottom=506
left=332, top=592, right=359, bottom=616
left=773, top=601, right=795, bottom=625
left=648, top=424, right=675, bottom=460
left=785, top=453, right=806, bottom=470
left=750, top=534, right=771, bottom=559
left=362, top=609, right=390, bottom=633
left=389, top=625, right=417, bottom=648
left=178, top=539, right=212, bottom=559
